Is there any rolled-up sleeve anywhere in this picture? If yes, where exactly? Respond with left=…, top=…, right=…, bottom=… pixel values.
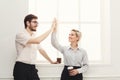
left=16, top=33, right=30, bottom=46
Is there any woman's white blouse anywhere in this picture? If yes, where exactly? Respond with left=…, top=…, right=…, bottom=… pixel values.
left=51, top=32, right=88, bottom=74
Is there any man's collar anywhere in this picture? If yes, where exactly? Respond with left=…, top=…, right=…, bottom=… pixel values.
left=24, top=29, right=36, bottom=36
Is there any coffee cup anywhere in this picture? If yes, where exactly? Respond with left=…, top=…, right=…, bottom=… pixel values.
left=57, top=58, right=61, bottom=63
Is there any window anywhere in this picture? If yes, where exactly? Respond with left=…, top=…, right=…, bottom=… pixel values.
left=29, top=0, right=110, bottom=64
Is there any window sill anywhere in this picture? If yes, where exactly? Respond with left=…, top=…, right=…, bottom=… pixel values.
left=36, top=62, right=111, bottom=67
left=36, top=63, right=64, bottom=67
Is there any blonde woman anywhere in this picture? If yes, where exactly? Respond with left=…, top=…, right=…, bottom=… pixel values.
left=51, top=21, right=88, bottom=80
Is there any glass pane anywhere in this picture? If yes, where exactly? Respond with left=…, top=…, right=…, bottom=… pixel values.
left=57, top=24, right=80, bottom=58
left=80, top=24, right=101, bottom=61
left=29, top=0, right=102, bottom=62
left=80, top=0, right=100, bottom=22
left=57, top=24, right=80, bottom=46
left=29, top=0, right=57, bottom=22
left=29, top=0, right=37, bottom=14
left=59, top=0, right=79, bottom=22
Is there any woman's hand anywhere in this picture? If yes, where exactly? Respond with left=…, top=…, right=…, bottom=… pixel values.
left=69, top=69, right=79, bottom=76
left=51, top=18, right=57, bottom=32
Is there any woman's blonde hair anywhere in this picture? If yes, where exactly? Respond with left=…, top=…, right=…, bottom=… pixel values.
left=71, top=29, right=81, bottom=41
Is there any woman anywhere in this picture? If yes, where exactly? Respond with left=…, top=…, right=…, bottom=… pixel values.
left=51, top=21, right=88, bottom=80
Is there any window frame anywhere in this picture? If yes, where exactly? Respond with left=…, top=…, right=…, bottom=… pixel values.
left=28, top=0, right=111, bottom=65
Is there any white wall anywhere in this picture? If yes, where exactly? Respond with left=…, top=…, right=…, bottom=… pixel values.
left=0, top=0, right=120, bottom=80
left=0, top=0, right=28, bottom=79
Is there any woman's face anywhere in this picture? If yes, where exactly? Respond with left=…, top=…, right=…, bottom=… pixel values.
left=68, top=31, right=79, bottom=43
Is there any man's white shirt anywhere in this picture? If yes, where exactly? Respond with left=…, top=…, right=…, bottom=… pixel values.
left=15, top=30, right=41, bottom=64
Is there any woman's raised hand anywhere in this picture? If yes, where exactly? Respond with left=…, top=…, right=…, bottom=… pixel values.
left=51, top=18, right=57, bottom=32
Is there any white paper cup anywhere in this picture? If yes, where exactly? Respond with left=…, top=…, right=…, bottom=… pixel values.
left=67, top=66, right=73, bottom=70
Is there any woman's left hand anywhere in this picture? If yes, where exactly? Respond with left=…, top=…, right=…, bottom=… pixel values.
left=69, top=69, right=79, bottom=76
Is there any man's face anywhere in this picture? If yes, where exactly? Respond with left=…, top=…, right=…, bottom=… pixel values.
left=28, top=19, right=38, bottom=31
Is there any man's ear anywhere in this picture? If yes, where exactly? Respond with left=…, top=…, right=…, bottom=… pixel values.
left=26, top=21, right=30, bottom=26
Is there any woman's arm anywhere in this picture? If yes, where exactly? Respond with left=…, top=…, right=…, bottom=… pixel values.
left=77, top=50, right=89, bottom=74
left=51, top=19, right=64, bottom=53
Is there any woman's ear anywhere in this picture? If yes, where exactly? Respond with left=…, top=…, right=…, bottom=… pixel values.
left=77, top=36, right=80, bottom=41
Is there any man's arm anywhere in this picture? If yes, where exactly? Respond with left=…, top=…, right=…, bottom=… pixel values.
left=27, top=19, right=56, bottom=44
left=27, top=29, right=52, bottom=44
left=38, top=48, right=57, bottom=64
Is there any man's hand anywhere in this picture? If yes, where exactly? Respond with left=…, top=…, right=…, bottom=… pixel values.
left=39, top=49, right=59, bottom=64
left=50, top=61, right=59, bottom=64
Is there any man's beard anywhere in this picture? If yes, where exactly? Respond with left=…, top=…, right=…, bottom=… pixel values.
left=29, top=26, right=36, bottom=31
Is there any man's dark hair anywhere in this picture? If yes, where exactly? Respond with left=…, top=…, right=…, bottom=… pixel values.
left=24, top=14, right=38, bottom=29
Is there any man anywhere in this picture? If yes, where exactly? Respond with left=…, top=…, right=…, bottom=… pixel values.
left=13, top=14, right=57, bottom=80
